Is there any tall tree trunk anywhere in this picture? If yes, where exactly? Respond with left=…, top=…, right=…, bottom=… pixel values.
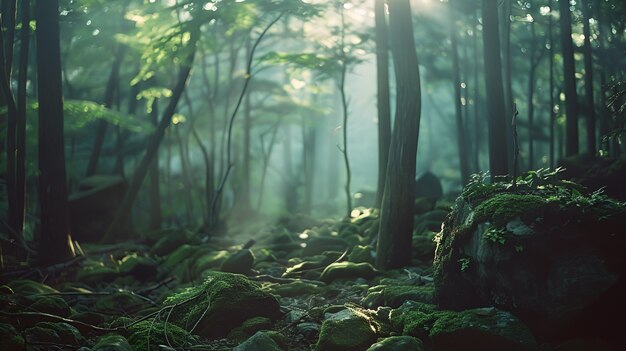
left=15, top=0, right=30, bottom=239
left=239, top=36, right=252, bottom=214
left=35, top=0, right=75, bottom=263
left=147, top=100, right=162, bottom=231
left=449, top=0, right=470, bottom=186
left=374, top=0, right=391, bottom=208
left=595, top=0, right=609, bottom=154
left=175, top=125, right=194, bottom=224
left=482, top=0, right=509, bottom=177
left=104, top=33, right=199, bottom=242
left=581, top=0, right=596, bottom=155
left=376, top=0, right=421, bottom=269
left=549, top=0, right=556, bottom=167
left=500, top=0, right=514, bottom=170
left=338, top=5, right=352, bottom=216
left=528, top=20, right=537, bottom=169
left=559, top=0, right=580, bottom=156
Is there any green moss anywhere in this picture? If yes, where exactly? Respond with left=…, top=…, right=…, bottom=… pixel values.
left=348, top=245, right=375, bottom=264
left=362, top=285, right=434, bottom=309
left=164, top=272, right=280, bottom=338
left=315, top=309, right=378, bottom=351
left=26, top=322, right=83, bottom=346
left=320, top=262, right=376, bottom=283
left=266, top=281, right=321, bottom=297
left=92, top=334, right=132, bottom=351
left=228, top=317, right=273, bottom=340
left=29, top=296, right=72, bottom=317
left=127, top=320, right=197, bottom=351
left=474, top=194, right=547, bottom=226
left=7, top=280, right=58, bottom=294
left=367, top=336, right=424, bottom=351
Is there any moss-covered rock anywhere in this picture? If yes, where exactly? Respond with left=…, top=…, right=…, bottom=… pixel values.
left=362, top=285, right=433, bottom=309
left=391, top=302, right=536, bottom=350
left=234, top=331, right=286, bottom=351
left=7, top=280, right=58, bottom=294
left=348, top=245, right=375, bottom=264
left=228, top=316, right=273, bottom=340
left=282, top=252, right=342, bottom=279
left=150, top=229, right=197, bottom=256
left=266, top=281, right=321, bottom=297
left=94, top=291, right=149, bottom=314
left=165, top=272, right=281, bottom=338
left=192, top=250, right=229, bottom=275
left=315, top=308, right=379, bottom=351
left=221, top=249, right=255, bottom=275
left=0, top=323, right=25, bottom=350
left=25, top=322, right=84, bottom=346
left=433, top=177, right=626, bottom=339
left=75, top=261, right=118, bottom=284
left=320, top=262, right=376, bottom=283
left=91, top=334, right=132, bottom=351
left=367, top=336, right=424, bottom=351
left=118, top=253, right=158, bottom=281
left=127, top=320, right=197, bottom=351
left=28, top=296, right=72, bottom=317
left=302, top=237, right=349, bottom=257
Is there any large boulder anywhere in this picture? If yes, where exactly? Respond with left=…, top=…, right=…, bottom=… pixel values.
left=165, top=272, right=281, bottom=338
left=415, top=172, right=443, bottom=201
left=433, top=177, right=626, bottom=341
left=316, top=308, right=379, bottom=351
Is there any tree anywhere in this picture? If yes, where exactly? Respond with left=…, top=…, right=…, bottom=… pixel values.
left=374, top=0, right=391, bottom=208
left=35, top=0, right=75, bottom=263
left=482, top=0, right=509, bottom=177
left=581, top=0, right=596, bottom=155
left=449, top=0, right=470, bottom=186
left=559, top=0, right=580, bottom=156
left=376, top=0, right=422, bottom=269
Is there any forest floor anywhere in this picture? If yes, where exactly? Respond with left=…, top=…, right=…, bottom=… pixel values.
left=1, top=167, right=624, bottom=351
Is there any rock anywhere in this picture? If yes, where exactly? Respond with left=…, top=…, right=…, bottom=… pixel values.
left=367, top=336, right=424, bottom=351
left=415, top=172, right=443, bottom=201
left=221, top=249, right=255, bottom=275
left=412, top=233, right=436, bottom=262
left=68, top=175, right=130, bottom=242
left=0, top=323, right=25, bottom=350
left=302, top=237, right=349, bottom=257
left=127, top=321, right=197, bottom=350
left=267, top=281, right=321, bottom=297
left=229, top=317, right=273, bottom=340
left=150, top=229, right=196, bottom=256
left=348, top=245, right=375, bottom=264
left=75, top=261, right=117, bottom=285
left=392, top=302, right=536, bottom=351
left=165, top=272, right=281, bottom=338
left=234, top=331, right=285, bottom=351
left=316, top=308, right=379, bottom=351
left=25, top=322, right=84, bottom=347
left=118, top=253, right=158, bottom=281
left=433, top=181, right=626, bottom=340
left=193, top=250, right=229, bottom=276
left=296, top=322, right=321, bottom=339
left=71, top=311, right=107, bottom=327
left=7, top=280, right=58, bottom=294
left=91, top=334, right=132, bottom=351
left=28, top=296, right=72, bottom=318
left=282, top=252, right=343, bottom=279
left=94, top=291, right=149, bottom=314
left=320, top=262, right=376, bottom=283
left=362, top=285, right=433, bottom=309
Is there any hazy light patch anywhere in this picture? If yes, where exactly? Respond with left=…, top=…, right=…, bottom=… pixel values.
left=291, top=78, right=306, bottom=90
left=540, top=6, right=550, bottom=16
left=299, top=232, right=309, bottom=240
left=300, top=243, right=307, bottom=248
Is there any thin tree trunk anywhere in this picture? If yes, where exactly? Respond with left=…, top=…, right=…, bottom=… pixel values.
left=528, top=20, right=537, bottom=169
left=559, top=0, right=580, bottom=156
left=338, top=5, right=352, bottom=216
left=449, top=0, right=470, bottom=186
left=376, top=0, right=421, bottom=269
left=239, top=36, right=252, bottom=214
left=175, top=124, right=194, bottom=224
left=15, top=0, right=30, bottom=238
left=148, top=100, right=162, bottom=231
left=191, top=123, right=213, bottom=225
left=549, top=0, right=556, bottom=167
left=500, top=0, right=514, bottom=170
left=374, top=0, right=391, bottom=208
left=482, top=0, right=509, bottom=177
left=581, top=0, right=596, bottom=155
left=104, top=33, right=199, bottom=242
left=35, top=0, right=75, bottom=263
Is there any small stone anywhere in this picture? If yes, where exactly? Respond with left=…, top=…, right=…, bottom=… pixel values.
left=320, top=262, right=376, bottom=283
left=367, top=336, right=424, bottom=351
left=221, top=249, right=255, bottom=275
left=91, top=334, right=132, bottom=351
left=315, top=308, right=378, bottom=351
left=234, top=331, right=285, bottom=351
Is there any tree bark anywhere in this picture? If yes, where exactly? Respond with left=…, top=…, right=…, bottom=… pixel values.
left=449, top=0, right=470, bottom=186
left=374, top=0, right=391, bottom=208
left=482, top=0, right=509, bottom=177
left=581, top=0, right=596, bottom=155
left=376, top=0, right=421, bottom=269
left=35, top=0, right=75, bottom=263
left=559, top=0, right=580, bottom=156
left=549, top=0, right=556, bottom=167
left=147, top=100, right=162, bottom=231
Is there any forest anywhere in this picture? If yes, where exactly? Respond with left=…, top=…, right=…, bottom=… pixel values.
left=0, top=0, right=625, bottom=350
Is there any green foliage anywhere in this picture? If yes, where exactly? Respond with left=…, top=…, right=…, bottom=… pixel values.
left=127, top=320, right=198, bottom=351
left=483, top=227, right=507, bottom=245
left=458, top=257, right=471, bottom=272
